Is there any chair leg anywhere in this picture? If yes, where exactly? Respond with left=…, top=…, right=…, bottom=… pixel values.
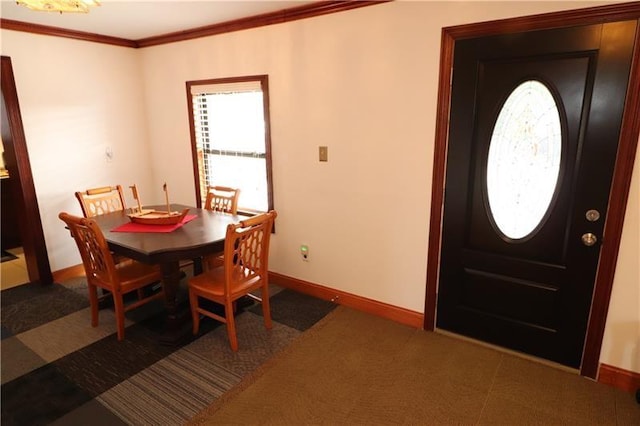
left=225, top=300, right=239, bottom=352
left=261, top=284, right=272, bottom=330
left=113, top=292, right=126, bottom=341
left=88, top=283, right=99, bottom=327
left=189, top=289, right=200, bottom=335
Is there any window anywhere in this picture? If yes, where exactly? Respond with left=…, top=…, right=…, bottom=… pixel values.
left=187, top=75, right=273, bottom=213
left=486, top=80, right=562, bottom=240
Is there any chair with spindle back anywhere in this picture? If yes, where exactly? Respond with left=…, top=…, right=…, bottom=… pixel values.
left=75, top=185, right=127, bottom=218
left=59, top=212, right=164, bottom=341
left=203, top=186, right=241, bottom=270
left=204, top=186, right=240, bottom=214
left=74, top=185, right=153, bottom=298
left=188, top=210, right=277, bottom=351
left=75, top=185, right=132, bottom=265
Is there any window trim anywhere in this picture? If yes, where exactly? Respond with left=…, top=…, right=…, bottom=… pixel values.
left=186, top=75, right=274, bottom=215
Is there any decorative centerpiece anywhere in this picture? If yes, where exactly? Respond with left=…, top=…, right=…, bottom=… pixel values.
left=127, top=183, right=189, bottom=225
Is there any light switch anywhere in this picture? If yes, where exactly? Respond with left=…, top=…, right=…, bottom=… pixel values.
left=105, top=146, right=113, bottom=162
left=319, top=146, right=328, bottom=162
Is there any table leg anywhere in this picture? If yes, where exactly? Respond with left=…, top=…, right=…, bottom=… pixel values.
left=159, top=261, right=191, bottom=345
left=192, top=257, right=203, bottom=275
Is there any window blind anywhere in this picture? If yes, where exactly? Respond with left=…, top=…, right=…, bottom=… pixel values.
left=190, top=80, right=262, bottom=96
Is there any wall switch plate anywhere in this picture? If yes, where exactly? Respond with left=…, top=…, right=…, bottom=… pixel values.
left=319, top=146, right=328, bottom=162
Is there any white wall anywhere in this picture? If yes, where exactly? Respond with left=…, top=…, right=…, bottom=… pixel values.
left=0, top=31, right=154, bottom=271
left=1, top=1, right=637, bottom=373
left=139, top=0, right=638, bottom=373
left=601, top=141, right=640, bottom=373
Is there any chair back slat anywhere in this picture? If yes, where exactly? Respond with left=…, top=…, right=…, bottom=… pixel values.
left=223, top=211, right=276, bottom=294
left=75, top=185, right=126, bottom=218
left=59, top=212, right=119, bottom=289
left=204, top=186, right=240, bottom=214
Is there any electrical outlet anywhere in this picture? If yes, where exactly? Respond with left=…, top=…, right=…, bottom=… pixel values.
left=300, top=244, right=309, bottom=261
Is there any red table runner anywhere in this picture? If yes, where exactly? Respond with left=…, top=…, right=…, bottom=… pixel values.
left=111, top=214, right=198, bottom=233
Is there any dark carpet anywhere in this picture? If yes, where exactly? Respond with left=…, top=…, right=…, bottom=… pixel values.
left=0, top=277, right=336, bottom=425
left=1, top=250, right=19, bottom=263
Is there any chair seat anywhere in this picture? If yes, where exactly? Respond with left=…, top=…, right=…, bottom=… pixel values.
left=116, top=262, right=162, bottom=292
left=189, top=266, right=261, bottom=299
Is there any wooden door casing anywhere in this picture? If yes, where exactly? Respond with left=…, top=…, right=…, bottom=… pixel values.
left=1, top=56, right=52, bottom=285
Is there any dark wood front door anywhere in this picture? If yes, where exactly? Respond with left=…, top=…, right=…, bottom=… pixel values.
left=436, top=21, right=637, bottom=368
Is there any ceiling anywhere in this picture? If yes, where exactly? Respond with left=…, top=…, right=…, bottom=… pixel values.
left=0, top=0, right=316, bottom=41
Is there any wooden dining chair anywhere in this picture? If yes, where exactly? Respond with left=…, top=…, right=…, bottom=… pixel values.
left=75, top=185, right=127, bottom=218
left=203, top=185, right=241, bottom=270
left=188, top=210, right=277, bottom=351
left=204, top=186, right=240, bottom=214
left=59, top=212, right=165, bottom=341
left=74, top=184, right=138, bottom=291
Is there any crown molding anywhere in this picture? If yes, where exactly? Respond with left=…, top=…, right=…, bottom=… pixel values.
left=0, top=18, right=138, bottom=48
left=137, top=1, right=389, bottom=47
left=0, top=1, right=390, bottom=49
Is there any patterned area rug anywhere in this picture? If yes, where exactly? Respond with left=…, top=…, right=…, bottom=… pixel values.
left=0, top=277, right=336, bottom=425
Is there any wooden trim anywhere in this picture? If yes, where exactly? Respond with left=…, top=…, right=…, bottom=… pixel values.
left=424, top=2, right=640, bottom=380
left=423, top=27, right=454, bottom=332
left=52, top=264, right=85, bottom=283
left=0, top=2, right=389, bottom=48
left=598, top=363, right=640, bottom=393
left=262, top=77, right=275, bottom=215
left=136, top=1, right=389, bottom=48
left=269, top=272, right=424, bottom=329
left=581, top=19, right=640, bottom=380
left=0, top=19, right=137, bottom=48
left=186, top=82, right=201, bottom=207
left=443, top=2, right=640, bottom=39
left=1, top=56, right=53, bottom=286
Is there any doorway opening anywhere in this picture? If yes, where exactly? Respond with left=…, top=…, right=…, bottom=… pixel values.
left=1, top=56, right=52, bottom=288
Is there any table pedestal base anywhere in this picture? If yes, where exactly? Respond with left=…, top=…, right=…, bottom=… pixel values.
left=159, top=306, right=194, bottom=346
left=159, top=262, right=194, bottom=346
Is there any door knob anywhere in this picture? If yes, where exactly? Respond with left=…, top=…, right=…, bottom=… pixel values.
left=581, top=232, right=598, bottom=247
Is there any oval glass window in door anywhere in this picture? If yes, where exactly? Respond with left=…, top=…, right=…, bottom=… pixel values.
left=486, top=80, right=562, bottom=240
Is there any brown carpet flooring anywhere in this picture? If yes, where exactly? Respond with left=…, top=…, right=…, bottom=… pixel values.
left=189, top=306, right=639, bottom=425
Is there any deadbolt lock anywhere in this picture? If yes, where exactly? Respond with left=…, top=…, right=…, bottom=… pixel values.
left=585, top=209, right=600, bottom=222
left=581, top=233, right=598, bottom=247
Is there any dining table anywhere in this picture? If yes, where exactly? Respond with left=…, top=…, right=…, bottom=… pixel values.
left=90, top=203, right=240, bottom=345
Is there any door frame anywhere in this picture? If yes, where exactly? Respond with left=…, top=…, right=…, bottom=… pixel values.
left=424, top=3, right=640, bottom=379
left=1, top=56, right=52, bottom=286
